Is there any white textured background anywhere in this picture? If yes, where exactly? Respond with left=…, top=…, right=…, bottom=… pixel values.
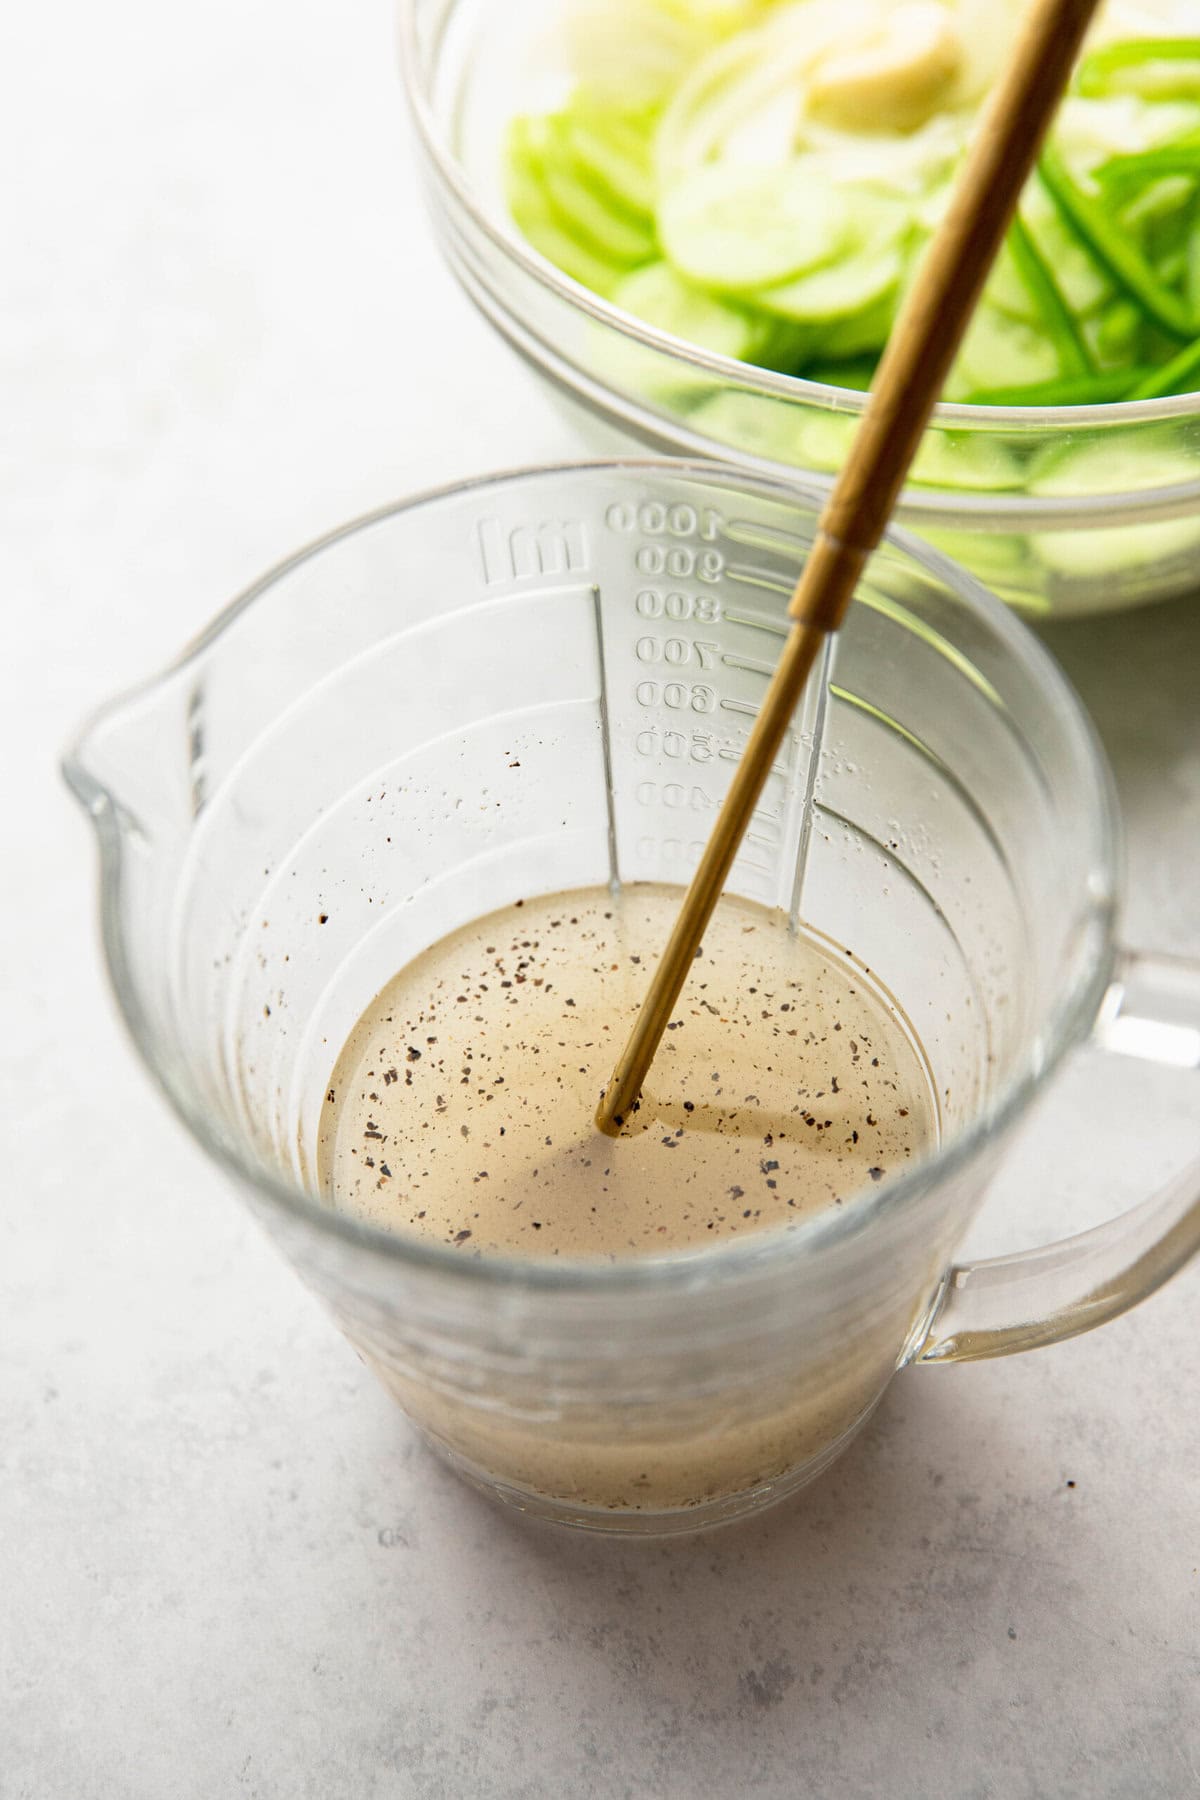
left=3, top=1, right=1199, bottom=1795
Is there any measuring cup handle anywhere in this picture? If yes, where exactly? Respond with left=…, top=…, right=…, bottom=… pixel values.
left=914, top=948, right=1200, bottom=1365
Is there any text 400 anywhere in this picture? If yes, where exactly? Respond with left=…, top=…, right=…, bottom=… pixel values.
left=636, top=836, right=705, bottom=865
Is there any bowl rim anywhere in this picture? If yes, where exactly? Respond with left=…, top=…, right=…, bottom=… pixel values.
left=64, top=456, right=1121, bottom=1297
left=396, top=0, right=1200, bottom=498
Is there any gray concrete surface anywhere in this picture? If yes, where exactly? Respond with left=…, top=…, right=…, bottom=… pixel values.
left=4, top=2, right=1198, bottom=1795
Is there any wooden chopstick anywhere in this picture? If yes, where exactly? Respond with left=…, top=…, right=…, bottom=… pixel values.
left=595, top=0, right=1102, bottom=1135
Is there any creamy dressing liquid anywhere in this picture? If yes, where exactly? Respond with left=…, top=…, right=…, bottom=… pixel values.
left=318, top=884, right=936, bottom=1254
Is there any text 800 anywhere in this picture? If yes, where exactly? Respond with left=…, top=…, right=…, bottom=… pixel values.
left=634, top=588, right=721, bottom=622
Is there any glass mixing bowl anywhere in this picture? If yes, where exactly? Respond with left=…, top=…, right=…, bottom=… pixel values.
left=399, top=0, right=1200, bottom=618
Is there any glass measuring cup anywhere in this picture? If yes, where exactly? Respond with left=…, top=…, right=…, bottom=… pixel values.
left=65, top=460, right=1200, bottom=1535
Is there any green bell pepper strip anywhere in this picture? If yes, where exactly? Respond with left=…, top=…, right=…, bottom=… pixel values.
left=1039, top=147, right=1195, bottom=338
left=1097, top=145, right=1200, bottom=200
left=965, top=368, right=1154, bottom=406
left=1077, top=37, right=1200, bottom=97
left=1125, top=334, right=1200, bottom=398
left=1007, top=213, right=1095, bottom=374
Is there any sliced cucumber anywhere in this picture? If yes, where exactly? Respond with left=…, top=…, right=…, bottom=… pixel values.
left=657, top=160, right=854, bottom=291
left=565, top=101, right=658, bottom=220
left=689, top=387, right=829, bottom=465
left=1019, top=182, right=1115, bottom=317
left=509, top=203, right=630, bottom=297
left=781, top=415, right=1024, bottom=494
left=506, top=121, right=632, bottom=297
left=1028, top=436, right=1200, bottom=576
left=812, top=284, right=900, bottom=360
left=1033, top=512, right=1200, bottom=579
left=944, top=304, right=1063, bottom=402
left=984, top=238, right=1041, bottom=323
left=540, top=166, right=657, bottom=264
left=753, top=239, right=903, bottom=326
left=611, top=259, right=764, bottom=359
left=541, top=122, right=658, bottom=265
left=789, top=410, right=857, bottom=474
left=909, top=432, right=1024, bottom=492
left=918, top=526, right=1038, bottom=611
left=505, top=7, right=1200, bottom=415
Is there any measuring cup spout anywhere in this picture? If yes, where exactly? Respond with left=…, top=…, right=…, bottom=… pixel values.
left=63, top=704, right=120, bottom=823
left=62, top=662, right=196, bottom=842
